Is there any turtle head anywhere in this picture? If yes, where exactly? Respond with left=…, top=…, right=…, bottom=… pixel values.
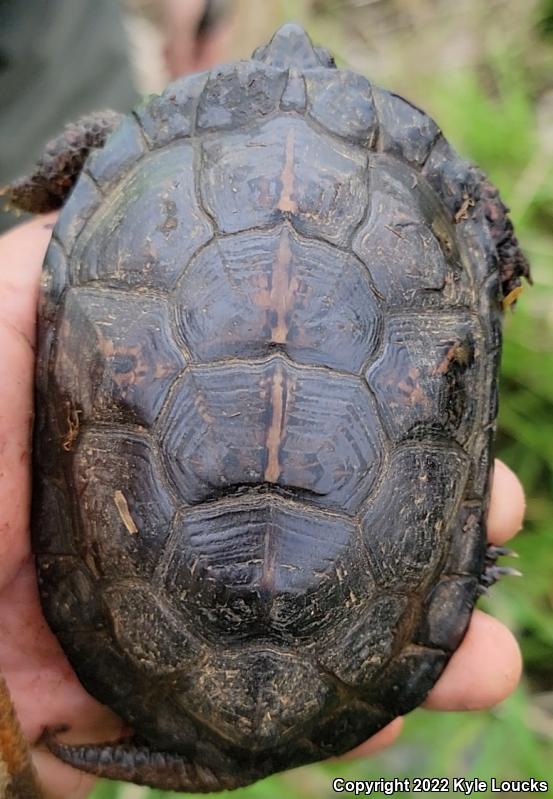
left=252, top=23, right=336, bottom=69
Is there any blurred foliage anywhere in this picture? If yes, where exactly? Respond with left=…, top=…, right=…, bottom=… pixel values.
left=541, top=0, right=553, bottom=36
left=92, top=0, right=553, bottom=796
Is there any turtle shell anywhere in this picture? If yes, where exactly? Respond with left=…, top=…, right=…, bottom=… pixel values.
left=34, top=23, right=507, bottom=789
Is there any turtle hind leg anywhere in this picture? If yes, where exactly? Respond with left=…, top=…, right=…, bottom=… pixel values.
left=2, top=110, right=122, bottom=214
left=43, top=731, right=256, bottom=793
left=478, top=544, right=522, bottom=595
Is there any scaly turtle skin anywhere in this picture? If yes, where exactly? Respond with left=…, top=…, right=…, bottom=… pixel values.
left=9, top=24, right=529, bottom=793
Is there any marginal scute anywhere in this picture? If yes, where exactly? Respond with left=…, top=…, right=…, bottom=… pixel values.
left=484, top=347, right=501, bottom=429
left=72, top=428, right=175, bottom=578
left=422, top=135, right=477, bottom=217
left=71, top=143, right=213, bottom=289
left=196, top=62, right=287, bottom=131
left=374, top=88, right=439, bottom=166
left=33, top=358, right=65, bottom=474
left=176, top=226, right=382, bottom=372
left=159, top=357, right=384, bottom=513
left=479, top=272, right=503, bottom=424
left=134, top=72, right=208, bottom=148
left=468, top=430, right=494, bottom=503
left=32, top=478, right=77, bottom=555
left=36, top=556, right=103, bottom=632
left=132, top=695, right=201, bottom=760
left=361, top=445, right=469, bottom=590
left=366, top=313, right=480, bottom=443
left=415, top=576, right=477, bottom=651
left=35, top=323, right=55, bottom=402
left=53, top=289, right=186, bottom=426
left=306, top=70, right=378, bottom=145
left=309, top=702, right=394, bottom=756
left=455, top=199, right=499, bottom=285
left=86, top=116, right=147, bottom=188
left=201, top=116, right=368, bottom=246
left=481, top=271, right=503, bottom=349
left=445, top=504, right=486, bottom=576
left=463, top=272, right=502, bottom=498
left=376, top=645, right=448, bottom=715
left=53, top=629, right=138, bottom=711
left=40, top=238, right=68, bottom=321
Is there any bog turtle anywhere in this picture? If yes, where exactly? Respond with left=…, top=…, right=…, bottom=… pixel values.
left=6, top=23, right=529, bottom=792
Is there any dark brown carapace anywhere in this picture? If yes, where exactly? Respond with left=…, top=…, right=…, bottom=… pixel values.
left=6, top=23, right=528, bottom=793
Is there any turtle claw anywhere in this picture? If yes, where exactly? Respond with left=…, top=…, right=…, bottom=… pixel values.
left=478, top=544, right=522, bottom=595
left=485, top=545, right=519, bottom=561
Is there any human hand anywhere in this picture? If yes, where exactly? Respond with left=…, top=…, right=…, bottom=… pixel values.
left=160, top=0, right=233, bottom=79
left=0, top=216, right=125, bottom=799
left=0, top=216, right=524, bottom=797
left=347, top=457, right=524, bottom=758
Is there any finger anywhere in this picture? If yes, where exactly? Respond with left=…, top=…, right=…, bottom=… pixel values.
left=32, top=749, right=95, bottom=799
left=0, top=213, right=56, bottom=357
left=0, top=562, right=122, bottom=746
left=162, top=0, right=213, bottom=77
left=0, top=215, right=57, bottom=588
left=339, top=717, right=404, bottom=760
left=487, top=459, right=525, bottom=545
left=423, top=609, right=522, bottom=711
left=195, top=13, right=235, bottom=72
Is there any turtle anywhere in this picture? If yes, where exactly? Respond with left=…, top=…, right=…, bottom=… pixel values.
left=5, top=23, right=529, bottom=793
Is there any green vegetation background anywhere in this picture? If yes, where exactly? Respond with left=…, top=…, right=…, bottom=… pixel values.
left=92, top=1, right=553, bottom=796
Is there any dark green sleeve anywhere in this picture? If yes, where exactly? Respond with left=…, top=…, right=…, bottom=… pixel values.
left=0, top=0, right=138, bottom=231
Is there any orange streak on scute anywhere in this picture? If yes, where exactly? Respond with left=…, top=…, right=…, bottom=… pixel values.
left=270, top=228, right=296, bottom=344
left=277, top=128, right=298, bottom=214
left=264, top=364, right=286, bottom=483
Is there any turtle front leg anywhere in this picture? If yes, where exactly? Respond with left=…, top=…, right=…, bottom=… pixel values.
left=2, top=111, right=122, bottom=214
left=43, top=732, right=256, bottom=793
left=478, top=544, right=522, bottom=595
left=474, top=173, right=532, bottom=303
